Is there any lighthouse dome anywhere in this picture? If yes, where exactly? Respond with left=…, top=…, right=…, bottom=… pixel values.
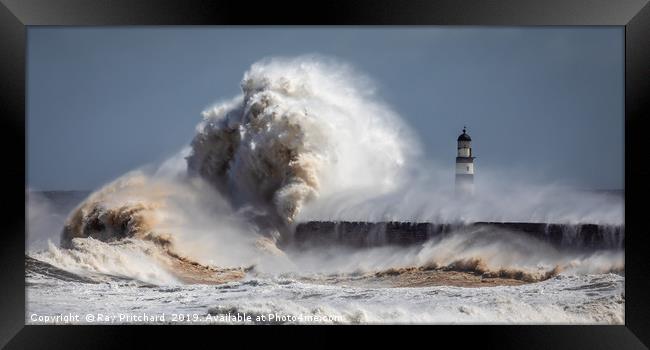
left=457, top=127, right=471, bottom=141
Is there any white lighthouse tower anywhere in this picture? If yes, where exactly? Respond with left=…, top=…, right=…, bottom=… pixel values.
left=455, top=126, right=475, bottom=195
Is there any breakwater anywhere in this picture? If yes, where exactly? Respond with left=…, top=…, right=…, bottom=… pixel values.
left=292, top=221, right=624, bottom=250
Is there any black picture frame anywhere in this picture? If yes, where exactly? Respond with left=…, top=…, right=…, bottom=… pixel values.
left=2, top=0, right=649, bottom=348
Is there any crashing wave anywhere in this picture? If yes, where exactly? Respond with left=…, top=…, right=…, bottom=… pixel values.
left=187, top=56, right=416, bottom=225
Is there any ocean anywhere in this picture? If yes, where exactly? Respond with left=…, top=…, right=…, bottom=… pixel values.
left=26, top=190, right=624, bottom=325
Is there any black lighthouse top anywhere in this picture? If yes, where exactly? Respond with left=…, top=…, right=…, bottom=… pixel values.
left=457, top=126, right=472, bottom=141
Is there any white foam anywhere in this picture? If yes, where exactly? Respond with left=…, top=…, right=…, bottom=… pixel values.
left=26, top=273, right=624, bottom=324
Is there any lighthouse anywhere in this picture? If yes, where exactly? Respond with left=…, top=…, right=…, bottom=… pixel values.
left=455, top=126, right=475, bottom=195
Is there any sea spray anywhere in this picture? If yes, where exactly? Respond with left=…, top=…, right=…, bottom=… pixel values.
left=284, top=225, right=623, bottom=280
left=58, top=169, right=294, bottom=279
left=187, top=56, right=418, bottom=226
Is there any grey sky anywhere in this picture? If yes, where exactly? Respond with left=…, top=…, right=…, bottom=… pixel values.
left=27, top=27, right=623, bottom=191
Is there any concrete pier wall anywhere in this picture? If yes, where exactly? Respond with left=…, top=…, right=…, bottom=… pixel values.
left=292, top=221, right=624, bottom=250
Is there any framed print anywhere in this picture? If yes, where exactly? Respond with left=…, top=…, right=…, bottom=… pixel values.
left=1, top=0, right=649, bottom=348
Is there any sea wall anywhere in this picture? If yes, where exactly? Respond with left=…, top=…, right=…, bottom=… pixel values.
left=292, top=221, right=624, bottom=250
